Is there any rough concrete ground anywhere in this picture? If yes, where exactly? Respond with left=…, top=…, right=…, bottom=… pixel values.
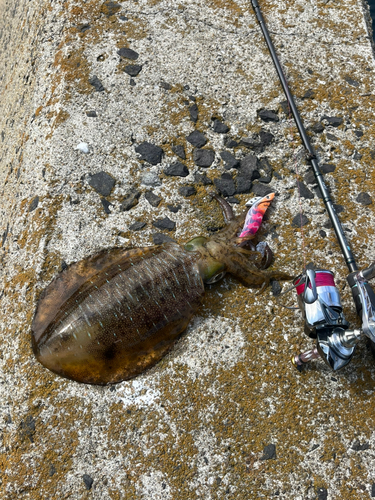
left=1, top=0, right=375, bottom=498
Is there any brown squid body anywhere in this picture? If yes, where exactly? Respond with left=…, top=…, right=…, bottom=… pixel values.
left=31, top=195, right=292, bottom=385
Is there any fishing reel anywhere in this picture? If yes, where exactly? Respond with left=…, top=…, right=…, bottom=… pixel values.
left=291, top=264, right=375, bottom=371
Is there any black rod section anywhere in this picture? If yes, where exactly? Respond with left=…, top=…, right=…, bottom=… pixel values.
left=250, top=0, right=357, bottom=273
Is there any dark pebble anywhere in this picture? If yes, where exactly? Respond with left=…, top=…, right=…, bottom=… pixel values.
left=194, top=172, right=212, bottom=185
left=240, top=135, right=261, bottom=151
left=79, top=23, right=91, bottom=33
left=251, top=183, right=275, bottom=197
left=354, top=129, right=363, bottom=138
left=129, top=79, right=136, bottom=86
left=302, top=89, right=315, bottom=99
left=193, top=148, right=215, bottom=168
left=224, top=137, right=238, bottom=148
left=212, top=119, right=229, bottom=134
left=356, top=192, right=372, bottom=205
left=321, top=115, right=343, bottom=127
left=120, top=189, right=141, bottom=211
left=171, top=145, right=186, bottom=160
left=124, top=65, right=142, bottom=77
left=304, top=170, right=316, bottom=185
left=371, top=483, right=375, bottom=497
left=49, top=464, right=56, bottom=477
left=235, top=175, right=252, bottom=194
left=186, top=130, right=207, bottom=148
left=160, top=81, right=172, bottom=90
left=258, top=109, right=279, bottom=122
left=326, top=133, right=337, bottom=141
left=259, top=129, right=274, bottom=147
left=334, top=204, right=344, bottom=214
left=28, top=196, right=39, bottom=212
left=153, top=233, right=176, bottom=245
left=321, top=164, right=336, bottom=173
left=145, top=191, right=162, bottom=207
left=100, top=1, right=121, bottom=16
left=351, top=440, right=370, bottom=451
left=1, top=223, right=8, bottom=247
left=88, top=171, right=115, bottom=197
left=167, top=204, right=181, bottom=213
left=83, top=474, right=94, bottom=490
left=135, top=142, right=163, bottom=165
left=129, top=221, right=146, bottom=231
left=226, top=196, right=240, bottom=204
left=117, top=47, right=139, bottom=60
left=292, top=214, right=309, bottom=227
left=220, top=151, right=239, bottom=169
left=214, top=173, right=236, bottom=197
left=279, top=100, right=289, bottom=115
left=323, top=219, right=332, bottom=229
left=297, top=181, right=314, bottom=199
left=152, top=217, right=175, bottom=231
left=20, top=415, right=36, bottom=443
left=316, top=487, right=327, bottom=500
left=179, top=186, right=196, bottom=197
left=260, top=444, right=276, bottom=460
left=353, top=151, right=362, bottom=160
left=309, top=122, right=324, bottom=133
left=319, top=230, right=326, bottom=238
left=258, top=157, right=273, bottom=184
left=345, top=76, right=360, bottom=87
left=101, top=198, right=112, bottom=214
left=189, top=103, right=198, bottom=123
left=164, top=162, right=189, bottom=177
left=271, top=280, right=282, bottom=296
left=119, top=15, right=128, bottom=21
left=239, top=154, right=259, bottom=175
left=86, top=110, right=97, bottom=117
left=88, top=75, right=105, bottom=92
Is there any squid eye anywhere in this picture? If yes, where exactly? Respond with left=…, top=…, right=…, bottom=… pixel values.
left=205, top=270, right=227, bottom=285
left=184, top=236, right=208, bottom=252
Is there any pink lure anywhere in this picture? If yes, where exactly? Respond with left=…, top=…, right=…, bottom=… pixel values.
left=238, top=193, right=275, bottom=238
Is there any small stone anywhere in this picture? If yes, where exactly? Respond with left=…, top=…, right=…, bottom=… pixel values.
left=304, top=170, right=316, bottom=184
left=220, top=151, right=239, bottom=169
left=101, top=198, right=112, bottom=214
left=353, top=151, right=362, bottom=160
left=351, top=440, right=370, bottom=451
left=297, top=181, right=314, bottom=199
left=194, top=172, right=212, bottom=185
left=28, top=196, right=39, bottom=212
left=189, top=104, right=198, bottom=123
left=86, top=110, right=97, bottom=117
left=88, top=75, right=105, bottom=92
left=75, top=142, right=89, bottom=153
left=240, top=136, right=261, bottom=150
left=144, top=191, right=162, bottom=207
left=20, top=415, right=36, bottom=443
left=321, top=115, right=343, bottom=127
left=260, top=444, right=276, bottom=460
left=323, top=219, right=332, bottom=229
left=171, top=145, right=186, bottom=160
left=179, top=186, right=196, bottom=197
left=226, top=196, right=240, bottom=204
left=319, top=230, right=326, bottom=238
left=193, top=149, right=215, bottom=167
left=212, top=119, right=229, bottom=133
left=326, top=133, right=337, bottom=141
left=164, top=162, right=189, bottom=177
left=186, top=130, right=207, bottom=148
left=345, top=76, right=360, bottom=87
left=258, top=109, right=279, bottom=122
left=356, top=192, right=372, bottom=205
left=309, top=122, right=324, bottom=133
left=251, top=183, right=275, bottom=197
left=119, top=15, right=128, bottom=21
left=82, top=474, right=94, bottom=490
left=354, top=129, right=363, bottom=138
left=271, top=280, right=282, bottom=296
left=214, top=174, right=236, bottom=197
left=129, top=221, right=146, bottom=231
left=153, top=233, right=176, bottom=245
left=279, top=100, right=289, bottom=115
left=235, top=175, right=252, bottom=194
left=141, top=172, right=161, bottom=187
left=292, top=214, right=309, bottom=227
left=79, top=23, right=91, bottom=33
left=259, top=129, right=274, bottom=147
left=88, top=171, right=115, bottom=197
left=167, top=204, right=181, bottom=213
left=321, top=164, right=336, bottom=173
left=152, top=217, right=175, bottom=231
left=160, top=81, right=172, bottom=90
left=334, top=204, right=344, bottom=214
left=120, top=189, right=141, bottom=211
left=49, top=464, right=56, bottom=477
left=135, top=142, right=163, bottom=165
left=117, top=47, right=139, bottom=60
left=258, top=157, right=273, bottom=184
left=239, top=154, right=259, bottom=175
left=316, top=487, right=327, bottom=500
left=124, top=64, right=142, bottom=77
left=302, top=89, right=315, bottom=99
left=224, top=137, right=238, bottom=148
left=371, top=483, right=375, bottom=497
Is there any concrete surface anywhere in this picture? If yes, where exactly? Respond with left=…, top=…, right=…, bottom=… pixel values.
left=1, top=0, right=375, bottom=498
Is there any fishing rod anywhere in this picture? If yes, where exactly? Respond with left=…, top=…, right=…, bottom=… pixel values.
left=250, top=0, right=375, bottom=371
